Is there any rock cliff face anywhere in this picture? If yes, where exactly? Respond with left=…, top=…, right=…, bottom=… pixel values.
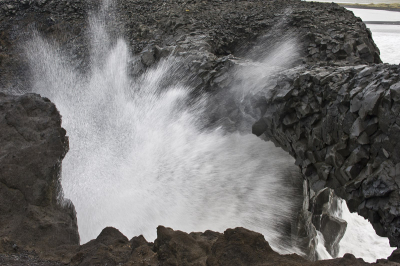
left=0, top=93, right=79, bottom=256
left=252, top=64, right=400, bottom=247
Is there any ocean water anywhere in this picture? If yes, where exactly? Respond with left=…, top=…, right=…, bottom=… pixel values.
left=347, top=8, right=400, bottom=64
left=367, top=24, right=400, bottom=64
left=348, top=8, right=400, bottom=21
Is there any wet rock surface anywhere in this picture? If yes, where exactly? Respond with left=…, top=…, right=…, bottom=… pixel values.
left=310, top=188, right=347, bottom=258
left=253, top=64, right=400, bottom=247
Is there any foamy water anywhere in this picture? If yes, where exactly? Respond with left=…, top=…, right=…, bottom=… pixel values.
left=368, top=24, right=400, bottom=64
left=339, top=200, right=395, bottom=262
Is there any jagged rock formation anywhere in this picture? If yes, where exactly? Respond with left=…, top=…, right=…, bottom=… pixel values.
left=253, top=64, right=400, bottom=247
left=38, top=225, right=400, bottom=266
left=0, top=93, right=79, bottom=256
left=309, top=188, right=347, bottom=258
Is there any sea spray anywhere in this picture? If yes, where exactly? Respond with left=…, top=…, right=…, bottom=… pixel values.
left=26, top=3, right=304, bottom=256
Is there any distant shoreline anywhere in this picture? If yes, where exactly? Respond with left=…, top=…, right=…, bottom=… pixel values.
left=339, top=3, right=400, bottom=12
left=363, top=21, right=400, bottom=24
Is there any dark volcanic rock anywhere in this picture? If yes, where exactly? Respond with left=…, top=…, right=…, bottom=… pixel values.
left=70, top=227, right=132, bottom=266
left=320, top=214, right=347, bottom=257
left=46, top=225, right=400, bottom=266
left=310, top=188, right=347, bottom=258
left=0, top=93, right=79, bottom=259
left=154, top=226, right=219, bottom=265
left=206, top=227, right=305, bottom=266
left=0, top=0, right=381, bottom=92
left=388, top=248, right=400, bottom=263
left=253, top=64, right=400, bottom=247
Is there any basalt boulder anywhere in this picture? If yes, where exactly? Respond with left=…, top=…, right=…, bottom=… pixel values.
left=0, top=93, right=79, bottom=260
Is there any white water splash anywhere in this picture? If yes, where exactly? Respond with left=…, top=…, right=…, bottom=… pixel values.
left=26, top=6, right=303, bottom=256
left=338, top=200, right=395, bottom=262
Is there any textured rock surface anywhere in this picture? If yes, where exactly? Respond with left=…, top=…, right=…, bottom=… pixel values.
left=0, top=93, right=79, bottom=257
left=310, top=188, right=347, bottom=257
left=253, top=64, right=400, bottom=247
left=39, top=226, right=400, bottom=266
left=0, top=0, right=381, bottom=92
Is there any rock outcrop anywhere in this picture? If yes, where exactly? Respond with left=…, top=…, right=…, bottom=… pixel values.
left=0, top=93, right=79, bottom=257
left=253, top=64, right=400, bottom=247
left=42, top=225, right=400, bottom=266
left=0, top=0, right=381, bottom=92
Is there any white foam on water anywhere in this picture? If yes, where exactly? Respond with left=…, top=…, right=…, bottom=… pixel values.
left=338, top=200, right=395, bottom=262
